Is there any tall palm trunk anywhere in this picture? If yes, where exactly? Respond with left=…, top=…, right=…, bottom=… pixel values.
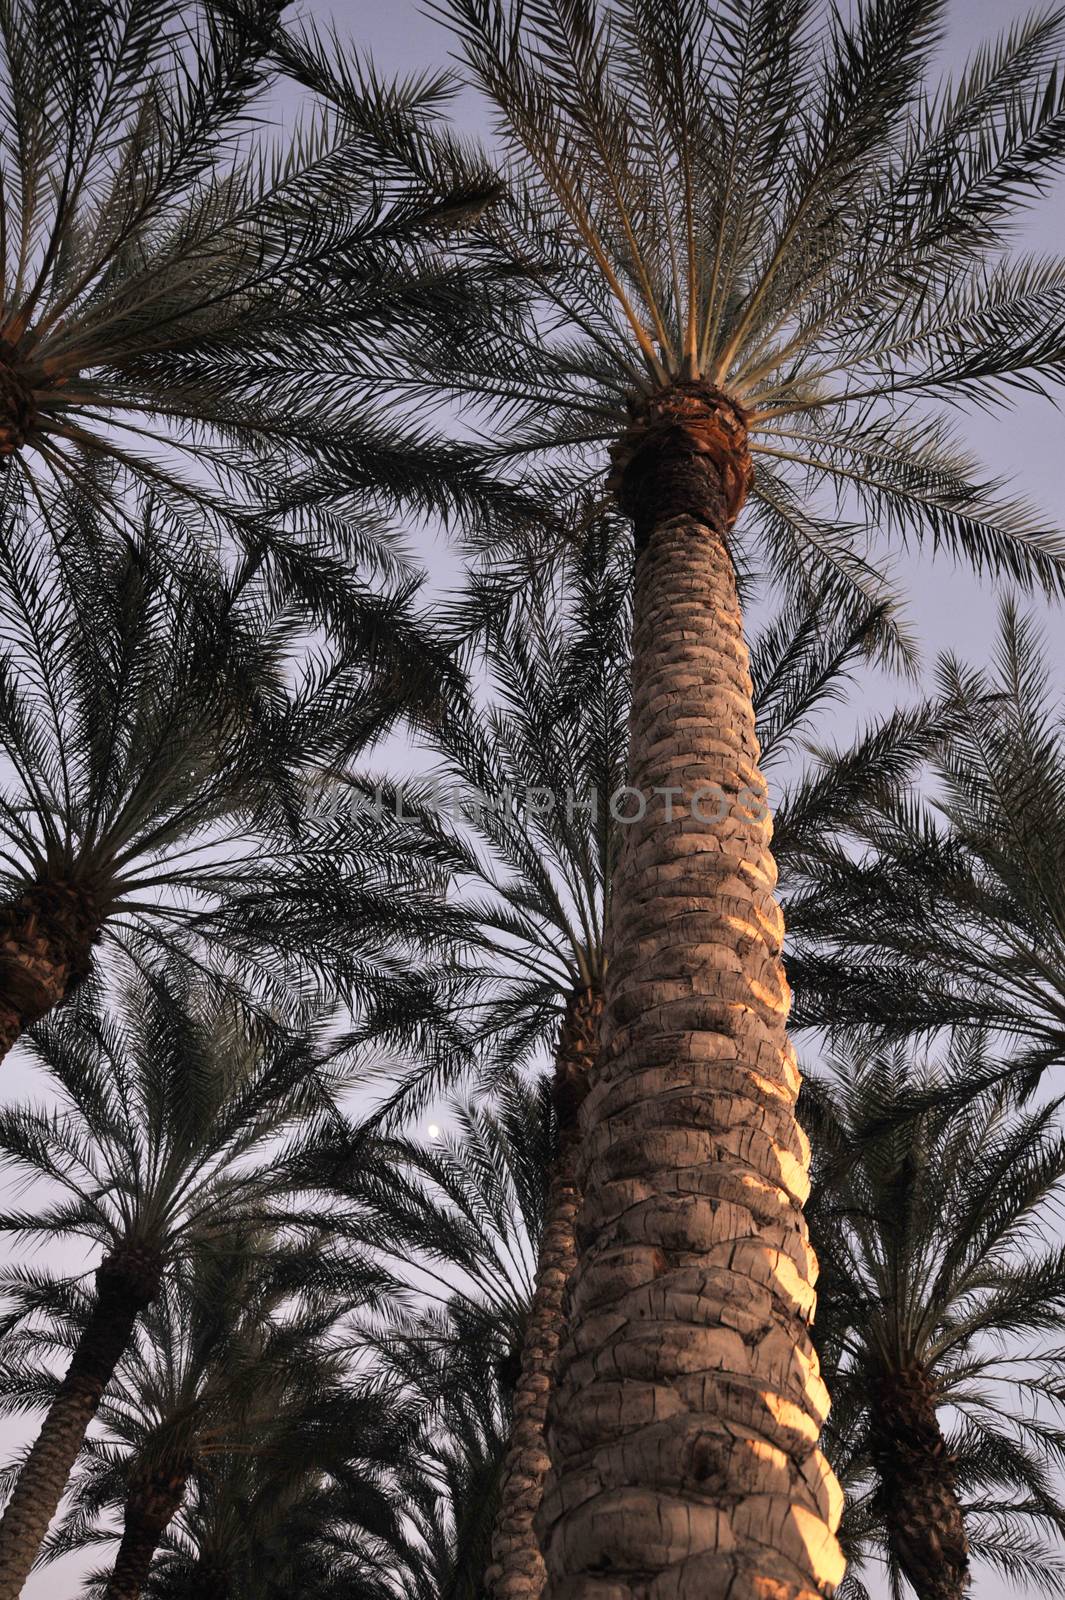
left=486, top=988, right=602, bottom=1600
left=870, top=1364, right=968, bottom=1600
left=104, top=1466, right=189, bottom=1600
left=537, top=386, right=844, bottom=1600
left=0, top=355, right=35, bottom=458
left=0, top=880, right=99, bottom=1061
left=0, top=1246, right=162, bottom=1600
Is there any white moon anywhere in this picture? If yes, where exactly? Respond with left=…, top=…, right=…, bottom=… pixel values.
left=427, top=1123, right=441, bottom=1140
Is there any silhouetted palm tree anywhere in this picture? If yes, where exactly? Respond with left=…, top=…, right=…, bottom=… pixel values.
left=0, top=502, right=456, bottom=1062
left=349, top=1080, right=552, bottom=1600
left=807, top=1038, right=1065, bottom=1600
left=31, top=1237, right=413, bottom=1600
left=790, top=602, right=1065, bottom=1096
left=0, top=0, right=513, bottom=585
left=0, top=968, right=343, bottom=1600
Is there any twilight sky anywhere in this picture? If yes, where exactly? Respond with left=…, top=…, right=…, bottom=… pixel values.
left=8, top=2, right=1065, bottom=1596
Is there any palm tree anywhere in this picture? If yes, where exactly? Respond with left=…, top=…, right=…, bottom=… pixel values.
left=346, top=523, right=923, bottom=1597
left=29, top=1237, right=413, bottom=1600
left=0, top=967, right=343, bottom=1600
left=297, top=2, right=1065, bottom=1590
left=787, top=601, right=1065, bottom=1092
left=806, top=1039, right=1065, bottom=1600
left=344, top=1084, right=656, bottom=1600
left=0, top=0, right=518, bottom=583
left=326, top=560, right=916, bottom=1600
left=163, top=1472, right=406, bottom=1600
left=337, top=1080, right=554, bottom=1600
left=0, top=501, right=458, bottom=1063
left=392, top=1304, right=516, bottom=1600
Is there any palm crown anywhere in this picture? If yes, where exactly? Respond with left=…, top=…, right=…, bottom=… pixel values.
left=807, top=1040, right=1065, bottom=1599
left=34, top=1240, right=413, bottom=1599
left=0, top=496, right=460, bottom=1056
left=309, top=0, right=1065, bottom=609
left=0, top=0, right=510, bottom=571
left=788, top=601, right=1065, bottom=1088
left=0, top=971, right=343, bottom=1314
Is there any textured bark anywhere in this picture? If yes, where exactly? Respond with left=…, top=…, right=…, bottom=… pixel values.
left=0, top=879, right=101, bottom=1062
left=192, top=1558, right=230, bottom=1600
left=486, top=989, right=603, bottom=1600
left=104, top=1468, right=189, bottom=1600
left=607, top=380, right=754, bottom=555
left=0, top=1246, right=163, bottom=1600
left=538, top=391, right=844, bottom=1600
left=869, top=1365, right=968, bottom=1600
left=0, top=346, right=35, bottom=457
left=487, top=1147, right=581, bottom=1600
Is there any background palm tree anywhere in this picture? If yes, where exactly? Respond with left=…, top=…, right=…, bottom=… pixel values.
left=0, top=499, right=459, bottom=1062
left=348, top=1081, right=552, bottom=1600
left=268, top=1076, right=560, bottom=1598
left=160, top=1471, right=407, bottom=1600
left=0, top=966, right=344, bottom=1600
left=31, top=1236, right=413, bottom=1600
left=388, top=1302, right=514, bottom=1600
left=789, top=601, right=1065, bottom=1093
left=0, top=0, right=521, bottom=593
left=291, top=4, right=1065, bottom=1590
left=806, top=1039, right=1065, bottom=1600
